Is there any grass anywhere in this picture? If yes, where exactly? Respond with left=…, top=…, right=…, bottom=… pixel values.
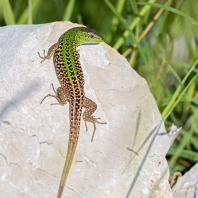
left=0, top=0, right=198, bottom=176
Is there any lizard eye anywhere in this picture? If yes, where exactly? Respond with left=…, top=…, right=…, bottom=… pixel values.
left=90, top=34, right=94, bottom=38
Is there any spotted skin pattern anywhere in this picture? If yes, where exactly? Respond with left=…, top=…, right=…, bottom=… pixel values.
left=38, top=27, right=106, bottom=198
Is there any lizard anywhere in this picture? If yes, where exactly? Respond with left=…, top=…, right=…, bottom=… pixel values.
left=37, top=27, right=106, bottom=198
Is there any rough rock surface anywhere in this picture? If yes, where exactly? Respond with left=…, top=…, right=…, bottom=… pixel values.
left=0, top=22, right=172, bottom=198
left=172, top=163, right=198, bottom=197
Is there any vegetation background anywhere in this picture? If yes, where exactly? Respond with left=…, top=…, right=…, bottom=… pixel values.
left=0, top=0, right=198, bottom=177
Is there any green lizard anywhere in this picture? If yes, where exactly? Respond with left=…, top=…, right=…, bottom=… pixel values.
left=38, top=27, right=106, bottom=198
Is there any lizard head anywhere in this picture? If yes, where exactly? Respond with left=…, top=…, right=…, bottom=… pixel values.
left=74, top=27, right=104, bottom=45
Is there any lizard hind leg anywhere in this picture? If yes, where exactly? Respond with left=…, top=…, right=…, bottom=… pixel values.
left=83, top=97, right=106, bottom=142
left=40, top=84, right=69, bottom=106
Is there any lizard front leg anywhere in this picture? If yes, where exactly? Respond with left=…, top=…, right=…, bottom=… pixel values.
left=37, top=43, right=59, bottom=63
left=83, top=97, right=106, bottom=142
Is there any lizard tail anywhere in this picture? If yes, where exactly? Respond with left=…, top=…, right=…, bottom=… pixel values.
left=57, top=141, right=77, bottom=198
left=57, top=106, right=82, bottom=198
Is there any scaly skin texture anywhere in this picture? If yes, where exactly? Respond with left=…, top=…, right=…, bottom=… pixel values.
left=38, top=27, right=106, bottom=198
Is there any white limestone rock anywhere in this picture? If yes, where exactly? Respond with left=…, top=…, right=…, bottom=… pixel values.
left=172, top=163, right=198, bottom=197
left=0, top=22, right=173, bottom=198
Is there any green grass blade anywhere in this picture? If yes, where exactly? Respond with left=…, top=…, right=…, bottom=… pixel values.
left=168, top=129, right=194, bottom=174
left=166, top=61, right=182, bottom=84
left=128, top=0, right=138, bottom=15
left=62, top=0, right=75, bottom=21
left=28, top=0, right=32, bottom=24
left=163, top=73, right=198, bottom=121
left=113, top=0, right=156, bottom=50
left=191, top=138, right=198, bottom=150
left=168, top=148, right=198, bottom=162
left=104, top=0, right=147, bottom=64
left=17, top=0, right=42, bottom=24
left=1, top=0, right=15, bottom=25
left=162, top=59, right=198, bottom=120
left=110, top=0, right=125, bottom=34
left=137, top=2, right=198, bottom=27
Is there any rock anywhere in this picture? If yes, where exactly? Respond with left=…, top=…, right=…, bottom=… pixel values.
left=172, top=163, right=198, bottom=197
left=0, top=22, right=173, bottom=198
left=167, top=124, right=182, bottom=146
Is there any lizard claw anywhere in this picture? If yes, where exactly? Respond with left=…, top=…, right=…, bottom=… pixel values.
left=37, top=50, right=47, bottom=63
left=84, top=116, right=107, bottom=142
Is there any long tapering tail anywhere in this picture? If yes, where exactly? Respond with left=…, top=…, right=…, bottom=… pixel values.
left=57, top=141, right=77, bottom=198
left=57, top=104, right=82, bottom=198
